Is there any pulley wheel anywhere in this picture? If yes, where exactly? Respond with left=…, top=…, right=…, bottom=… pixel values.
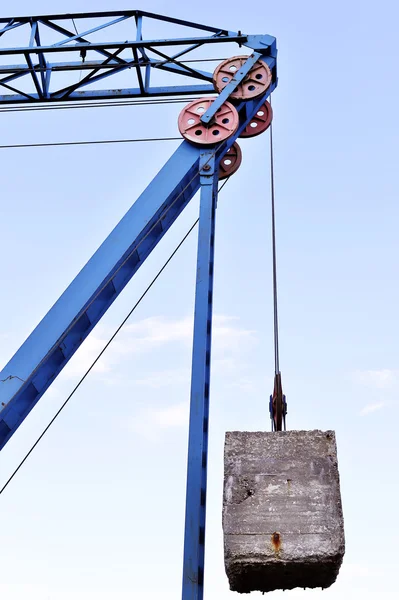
left=219, top=142, right=242, bottom=180
left=213, top=55, right=272, bottom=101
left=178, top=98, right=239, bottom=146
left=272, top=373, right=283, bottom=432
left=240, top=101, right=273, bottom=138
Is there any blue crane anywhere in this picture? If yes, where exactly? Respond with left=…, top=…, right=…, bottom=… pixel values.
left=0, top=9, right=279, bottom=599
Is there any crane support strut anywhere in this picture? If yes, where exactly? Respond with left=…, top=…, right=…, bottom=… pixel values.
left=182, top=151, right=218, bottom=599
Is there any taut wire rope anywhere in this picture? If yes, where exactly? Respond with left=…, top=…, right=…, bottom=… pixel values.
left=269, top=94, right=280, bottom=376
left=0, top=177, right=230, bottom=495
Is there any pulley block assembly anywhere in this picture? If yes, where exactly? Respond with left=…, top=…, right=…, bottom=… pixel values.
left=218, top=142, right=242, bottom=179
left=239, top=100, right=273, bottom=138
left=177, top=98, right=239, bottom=146
left=177, top=55, right=274, bottom=184
left=213, top=55, right=272, bottom=100
left=269, top=372, right=287, bottom=431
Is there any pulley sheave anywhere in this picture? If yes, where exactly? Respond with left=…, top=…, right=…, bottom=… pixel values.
left=213, top=55, right=272, bottom=101
left=178, top=98, right=239, bottom=146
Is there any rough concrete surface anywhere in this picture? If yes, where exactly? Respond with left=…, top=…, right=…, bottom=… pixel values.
left=223, top=430, right=345, bottom=593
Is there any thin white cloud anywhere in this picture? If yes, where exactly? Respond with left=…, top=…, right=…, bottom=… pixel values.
left=127, top=401, right=189, bottom=441
left=153, top=401, right=188, bottom=428
left=360, top=402, right=386, bottom=416
left=212, top=315, right=256, bottom=352
left=0, top=332, right=16, bottom=368
left=43, top=384, right=63, bottom=400
left=212, top=357, right=237, bottom=372
left=133, top=368, right=190, bottom=389
left=124, top=315, right=193, bottom=349
left=227, top=376, right=258, bottom=393
left=353, top=368, right=397, bottom=389
left=123, top=314, right=256, bottom=354
left=132, top=356, right=256, bottom=391
left=60, top=315, right=256, bottom=381
left=61, top=332, right=110, bottom=379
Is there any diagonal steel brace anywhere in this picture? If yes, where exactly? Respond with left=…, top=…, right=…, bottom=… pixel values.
left=200, top=52, right=262, bottom=124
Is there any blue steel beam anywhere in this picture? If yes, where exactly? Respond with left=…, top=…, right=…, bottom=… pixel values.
left=201, top=52, right=262, bottom=124
left=39, top=18, right=129, bottom=67
left=0, top=59, right=138, bottom=74
left=0, top=54, right=275, bottom=103
left=182, top=152, right=218, bottom=600
left=53, top=48, right=129, bottom=99
left=0, top=85, right=276, bottom=451
left=0, top=59, right=213, bottom=85
left=0, top=141, right=201, bottom=449
left=52, top=16, right=130, bottom=48
left=32, top=23, right=47, bottom=97
left=146, top=55, right=213, bottom=83
left=0, top=9, right=276, bottom=104
left=0, top=85, right=216, bottom=104
left=0, top=11, right=231, bottom=35
left=0, top=37, right=247, bottom=56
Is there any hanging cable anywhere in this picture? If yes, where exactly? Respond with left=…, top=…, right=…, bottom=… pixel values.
left=0, top=136, right=181, bottom=150
left=269, top=95, right=280, bottom=376
left=71, top=18, right=79, bottom=36
left=0, top=99, right=201, bottom=113
left=268, top=95, right=287, bottom=432
left=0, top=222, right=196, bottom=496
left=0, top=175, right=230, bottom=495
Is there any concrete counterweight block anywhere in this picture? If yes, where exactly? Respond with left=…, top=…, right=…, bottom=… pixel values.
left=223, top=430, right=345, bottom=593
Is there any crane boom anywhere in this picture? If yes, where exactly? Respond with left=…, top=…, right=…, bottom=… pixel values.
left=0, top=10, right=277, bottom=600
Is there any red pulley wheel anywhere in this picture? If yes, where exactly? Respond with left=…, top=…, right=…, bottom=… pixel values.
left=213, top=55, right=272, bottom=101
left=178, top=98, right=239, bottom=146
left=272, top=373, right=283, bottom=432
left=219, top=142, right=242, bottom=180
left=239, top=101, right=273, bottom=138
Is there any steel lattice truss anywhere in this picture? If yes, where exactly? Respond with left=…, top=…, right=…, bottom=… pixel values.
left=0, top=10, right=276, bottom=103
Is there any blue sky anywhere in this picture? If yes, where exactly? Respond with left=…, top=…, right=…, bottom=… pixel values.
left=0, top=0, right=398, bottom=598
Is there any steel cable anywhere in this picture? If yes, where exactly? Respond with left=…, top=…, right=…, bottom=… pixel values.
left=0, top=136, right=182, bottom=150
left=269, top=95, right=280, bottom=376
left=0, top=99, right=201, bottom=113
left=2, top=140, right=225, bottom=402
left=0, top=176, right=230, bottom=495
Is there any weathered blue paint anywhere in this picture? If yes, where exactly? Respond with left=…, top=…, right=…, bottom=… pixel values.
left=0, top=85, right=216, bottom=104
left=182, top=151, right=218, bottom=600
left=200, top=52, right=262, bottom=124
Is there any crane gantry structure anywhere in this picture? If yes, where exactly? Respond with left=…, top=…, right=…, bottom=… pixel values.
left=0, top=10, right=276, bottom=103
left=0, top=9, right=278, bottom=599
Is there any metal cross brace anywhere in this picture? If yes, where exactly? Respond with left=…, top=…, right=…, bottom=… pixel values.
left=200, top=52, right=262, bottom=124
